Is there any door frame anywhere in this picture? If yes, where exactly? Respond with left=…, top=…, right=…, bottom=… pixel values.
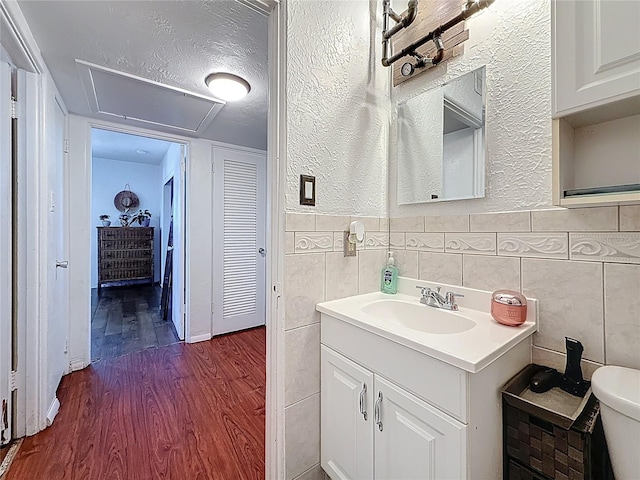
left=161, top=146, right=186, bottom=341
left=72, top=119, right=190, bottom=367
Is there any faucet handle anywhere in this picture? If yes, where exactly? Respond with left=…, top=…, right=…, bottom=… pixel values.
left=445, top=291, right=464, bottom=309
left=416, top=285, right=428, bottom=295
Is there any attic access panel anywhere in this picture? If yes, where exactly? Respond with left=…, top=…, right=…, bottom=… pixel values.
left=76, top=60, right=224, bottom=134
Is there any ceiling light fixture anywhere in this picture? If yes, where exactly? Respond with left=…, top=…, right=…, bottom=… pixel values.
left=205, top=73, right=251, bottom=102
left=136, top=149, right=148, bottom=155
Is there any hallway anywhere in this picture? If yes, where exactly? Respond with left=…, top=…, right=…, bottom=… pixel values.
left=91, top=285, right=180, bottom=362
left=6, top=328, right=266, bottom=480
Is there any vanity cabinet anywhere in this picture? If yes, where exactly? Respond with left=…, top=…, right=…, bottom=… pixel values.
left=551, top=0, right=640, bottom=207
left=320, top=313, right=531, bottom=480
left=321, top=346, right=465, bottom=480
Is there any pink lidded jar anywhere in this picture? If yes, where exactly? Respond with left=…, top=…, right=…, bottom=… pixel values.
left=491, top=290, right=527, bottom=326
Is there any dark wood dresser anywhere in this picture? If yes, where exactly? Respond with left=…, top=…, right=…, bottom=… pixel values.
left=97, top=227, right=154, bottom=292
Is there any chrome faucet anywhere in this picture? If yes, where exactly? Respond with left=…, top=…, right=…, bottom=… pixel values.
left=416, top=286, right=465, bottom=311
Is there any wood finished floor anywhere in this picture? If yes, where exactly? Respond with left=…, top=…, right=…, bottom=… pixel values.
left=7, top=327, right=266, bottom=480
left=91, top=285, right=180, bottom=362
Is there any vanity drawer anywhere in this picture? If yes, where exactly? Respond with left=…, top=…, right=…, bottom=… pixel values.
left=321, top=313, right=469, bottom=423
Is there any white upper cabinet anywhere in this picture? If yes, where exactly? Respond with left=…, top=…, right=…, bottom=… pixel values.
left=552, top=0, right=640, bottom=116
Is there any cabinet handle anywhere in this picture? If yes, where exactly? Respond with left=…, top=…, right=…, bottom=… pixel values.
left=374, top=391, right=383, bottom=432
left=359, top=383, right=368, bottom=421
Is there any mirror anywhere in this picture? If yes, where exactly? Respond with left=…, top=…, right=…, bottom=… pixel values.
left=397, top=66, right=486, bottom=204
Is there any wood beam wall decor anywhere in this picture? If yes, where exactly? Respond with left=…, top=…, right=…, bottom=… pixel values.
left=392, top=0, right=468, bottom=87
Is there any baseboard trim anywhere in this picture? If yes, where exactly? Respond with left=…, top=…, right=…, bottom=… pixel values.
left=69, top=358, right=89, bottom=372
left=46, top=397, right=60, bottom=427
left=188, top=333, right=212, bottom=344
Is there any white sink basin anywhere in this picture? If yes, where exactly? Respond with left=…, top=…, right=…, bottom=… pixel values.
left=316, top=278, right=538, bottom=372
left=361, top=299, right=476, bottom=334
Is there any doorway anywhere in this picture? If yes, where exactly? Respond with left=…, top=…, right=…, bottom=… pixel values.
left=89, top=127, right=186, bottom=361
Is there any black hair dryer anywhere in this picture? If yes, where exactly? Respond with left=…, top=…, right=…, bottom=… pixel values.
left=561, top=337, right=591, bottom=397
left=530, top=337, right=591, bottom=397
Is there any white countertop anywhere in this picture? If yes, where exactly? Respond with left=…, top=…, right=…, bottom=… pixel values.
left=316, top=277, right=538, bottom=373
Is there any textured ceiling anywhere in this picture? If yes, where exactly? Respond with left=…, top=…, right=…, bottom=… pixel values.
left=17, top=0, right=268, bottom=150
left=91, top=128, right=173, bottom=165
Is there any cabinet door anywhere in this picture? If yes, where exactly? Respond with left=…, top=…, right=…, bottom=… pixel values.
left=373, top=376, right=467, bottom=480
left=553, top=0, right=640, bottom=115
left=321, top=346, right=374, bottom=480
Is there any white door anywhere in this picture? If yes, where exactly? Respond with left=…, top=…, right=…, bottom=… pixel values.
left=321, top=346, right=374, bottom=480
left=0, top=60, right=13, bottom=445
left=212, top=147, right=266, bottom=335
left=45, top=93, right=69, bottom=412
left=374, top=376, right=467, bottom=480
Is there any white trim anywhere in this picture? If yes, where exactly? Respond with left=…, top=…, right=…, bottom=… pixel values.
left=45, top=397, right=60, bottom=427
left=266, top=1, right=286, bottom=478
left=67, top=115, right=192, bottom=369
left=208, top=138, right=267, bottom=156
left=188, top=333, right=212, bottom=344
left=69, top=358, right=89, bottom=372
left=0, top=0, right=47, bottom=73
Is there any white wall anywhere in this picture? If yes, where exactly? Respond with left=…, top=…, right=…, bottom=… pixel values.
left=286, top=0, right=390, bottom=216
left=390, top=0, right=552, bottom=216
left=90, top=157, right=162, bottom=287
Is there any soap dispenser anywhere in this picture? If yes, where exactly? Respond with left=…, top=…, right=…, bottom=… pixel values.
left=380, top=251, right=398, bottom=294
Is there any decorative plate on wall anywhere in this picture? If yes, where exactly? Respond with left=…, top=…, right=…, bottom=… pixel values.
left=114, top=185, right=139, bottom=212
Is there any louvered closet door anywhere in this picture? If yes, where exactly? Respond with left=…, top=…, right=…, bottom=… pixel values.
left=212, top=147, right=266, bottom=335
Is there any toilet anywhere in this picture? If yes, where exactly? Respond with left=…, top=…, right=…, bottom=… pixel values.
left=591, top=366, right=640, bottom=479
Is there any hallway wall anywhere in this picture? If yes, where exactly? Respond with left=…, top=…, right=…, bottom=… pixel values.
left=90, top=157, right=162, bottom=287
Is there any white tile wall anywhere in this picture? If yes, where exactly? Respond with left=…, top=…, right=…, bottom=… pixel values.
left=445, top=233, right=497, bottom=255
left=569, top=232, right=640, bottom=264
left=285, top=394, right=320, bottom=480
left=423, top=214, right=469, bottom=232
left=462, top=255, right=521, bottom=292
left=295, top=232, right=334, bottom=253
left=284, top=253, right=325, bottom=330
left=522, top=258, right=604, bottom=362
left=531, top=206, right=618, bottom=232
left=620, top=205, right=640, bottom=232
left=405, top=233, right=445, bottom=252
left=470, top=211, right=531, bottom=232
left=604, top=263, right=640, bottom=369
left=418, top=252, right=463, bottom=285
left=325, top=252, right=359, bottom=301
left=282, top=208, right=639, bottom=480
left=285, top=324, right=321, bottom=406
left=497, top=233, right=568, bottom=259
left=283, top=213, right=390, bottom=480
